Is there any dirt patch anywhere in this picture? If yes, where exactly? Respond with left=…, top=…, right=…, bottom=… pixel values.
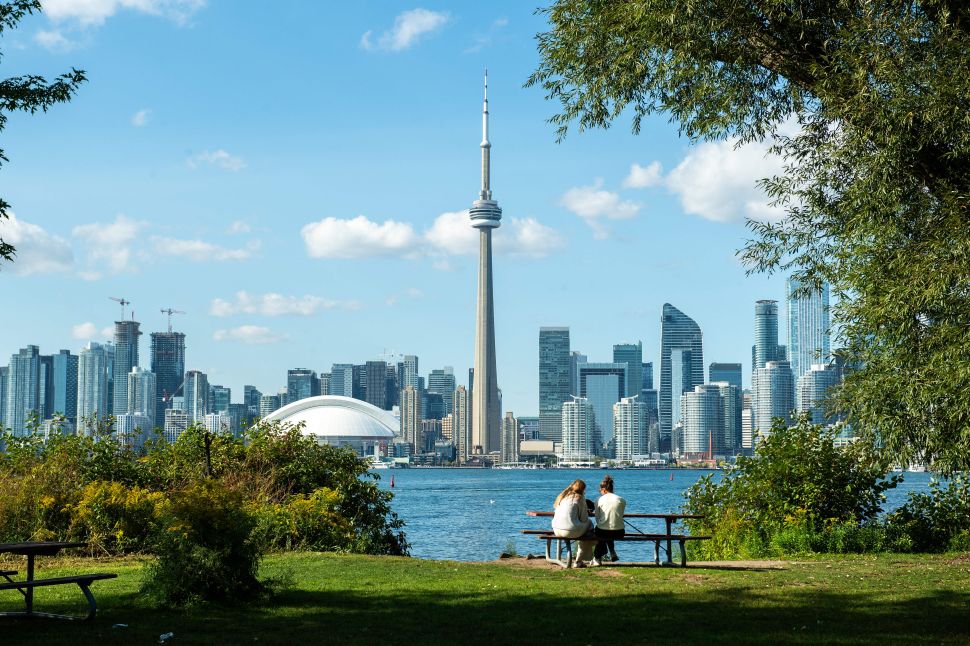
left=946, top=553, right=970, bottom=565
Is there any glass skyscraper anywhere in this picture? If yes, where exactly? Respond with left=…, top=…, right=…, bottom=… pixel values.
left=787, top=277, right=831, bottom=382
left=364, top=361, right=387, bottom=410
left=150, top=331, right=185, bottom=430
left=754, top=300, right=782, bottom=370
left=660, top=304, right=704, bottom=450
left=680, top=384, right=724, bottom=458
left=428, top=367, right=457, bottom=416
left=578, top=362, right=627, bottom=454
left=127, top=366, right=157, bottom=430
left=613, top=342, right=643, bottom=398
left=329, top=364, right=353, bottom=398
left=51, top=350, right=78, bottom=426
left=112, top=320, right=141, bottom=416
left=209, top=384, right=231, bottom=413
left=561, top=396, right=595, bottom=463
left=796, top=363, right=841, bottom=425
left=754, top=360, right=795, bottom=440
left=286, top=369, right=319, bottom=404
left=0, top=366, right=8, bottom=428
left=4, top=345, right=41, bottom=436
left=538, top=327, right=571, bottom=442
left=613, top=395, right=647, bottom=461
left=183, top=370, right=209, bottom=423
left=77, top=342, right=113, bottom=435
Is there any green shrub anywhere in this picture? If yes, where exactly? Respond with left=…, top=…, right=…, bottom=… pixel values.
left=143, top=481, right=263, bottom=606
left=683, top=414, right=899, bottom=558
left=884, top=475, right=970, bottom=552
left=70, top=480, right=163, bottom=554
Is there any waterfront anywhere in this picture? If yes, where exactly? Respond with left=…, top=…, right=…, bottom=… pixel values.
left=377, top=468, right=936, bottom=561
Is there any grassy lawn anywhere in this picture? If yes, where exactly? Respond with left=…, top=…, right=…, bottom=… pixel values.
left=0, top=552, right=968, bottom=644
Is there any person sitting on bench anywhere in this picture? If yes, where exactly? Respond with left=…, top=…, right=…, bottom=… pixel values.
left=551, top=479, right=597, bottom=568
left=592, top=475, right=626, bottom=566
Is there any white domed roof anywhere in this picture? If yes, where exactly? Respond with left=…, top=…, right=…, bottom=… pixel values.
left=262, top=395, right=397, bottom=440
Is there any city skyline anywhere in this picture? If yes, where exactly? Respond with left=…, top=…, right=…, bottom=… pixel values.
left=1, top=3, right=794, bottom=416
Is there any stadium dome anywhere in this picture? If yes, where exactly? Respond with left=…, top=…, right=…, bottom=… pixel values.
left=261, top=396, right=397, bottom=448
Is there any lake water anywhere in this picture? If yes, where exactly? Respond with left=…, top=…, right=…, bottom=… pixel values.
left=374, top=468, right=936, bottom=561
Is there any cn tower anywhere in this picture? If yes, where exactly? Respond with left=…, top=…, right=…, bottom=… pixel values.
left=469, top=70, right=502, bottom=455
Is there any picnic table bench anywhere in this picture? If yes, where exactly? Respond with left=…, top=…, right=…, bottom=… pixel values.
left=0, top=542, right=117, bottom=621
left=524, top=512, right=710, bottom=568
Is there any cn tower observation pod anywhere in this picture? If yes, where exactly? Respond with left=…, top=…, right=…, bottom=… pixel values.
left=260, top=395, right=396, bottom=452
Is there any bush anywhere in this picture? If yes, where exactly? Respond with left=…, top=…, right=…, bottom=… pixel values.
left=885, top=475, right=970, bottom=552
left=683, top=414, right=899, bottom=558
left=70, top=481, right=163, bottom=554
left=143, top=481, right=262, bottom=606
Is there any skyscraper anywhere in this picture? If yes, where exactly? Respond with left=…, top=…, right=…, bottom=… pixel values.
left=286, top=369, right=319, bottom=404
left=4, top=345, right=41, bottom=436
left=51, top=350, right=78, bottom=426
left=710, top=362, right=742, bottom=447
left=38, top=354, right=54, bottom=421
left=150, top=331, right=185, bottom=430
left=796, top=363, right=842, bottom=424
left=754, top=360, right=795, bottom=440
left=258, top=394, right=281, bottom=418
left=641, top=362, right=654, bottom=391
left=578, top=362, right=627, bottom=455
left=329, top=364, right=353, bottom=398
left=0, top=366, right=8, bottom=427
left=77, top=342, right=113, bottom=435
left=399, top=355, right=420, bottom=389
left=400, top=385, right=421, bottom=451
left=613, top=342, right=643, bottom=398
left=561, top=396, right=595, bottom=463
left=713, top=381, right=741, bottom=453
left=681, top=384, right=724, bottom=459
left=163, top=409, right=188, bottom=443
left=209, top=384, right=231, bottom=413
left=116, top=413, right=152, bottom=449
left=127, top=366, right=157, bottom=430
left=659, top=304, right=704, bottom=450
left=569, top=351, right=587, bottom=396
left=112, top=320, right=141, bottom=416
left=428, top=367, right=456, bottom=415
left=787, top=277, right=831, bottom=382
left=244, top=385, right=262, bottom=417
left=613, top=396, right=647, bottom=462
left=318, top=372, right=331, bottom=396
left=453, top=385, right=470, bottom=462
left=539, top=327, right=571, bottom=442
left=469, top=71, right=503, bottom=456
left=183, top=370, right=209, bottom=423
left=501, top=411, right=518, bottom=464
left=754, top=300, right=782, bottom=370
left=364, top=361, right=387, bottom=410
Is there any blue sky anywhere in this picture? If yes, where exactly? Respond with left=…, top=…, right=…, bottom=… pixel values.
left=0, top=1, right=790, bottom=415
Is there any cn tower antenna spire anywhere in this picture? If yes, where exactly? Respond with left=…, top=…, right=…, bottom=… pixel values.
left=480, top=68, right=492, bottom=201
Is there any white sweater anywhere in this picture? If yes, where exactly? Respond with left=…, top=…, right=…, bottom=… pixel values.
left=552, top=495, right=589, bottom=532
left=595, top=492, right=627, bottom=530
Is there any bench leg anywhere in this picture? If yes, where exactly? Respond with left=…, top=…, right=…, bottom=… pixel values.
left=653, top=540, right=660, bottom=565
left=78, top=583, right=98, bottom=621
left=680, top=540, right=687, bottom=567
left=545, top=538, right=552, bottom=561
left=565, top=540, right=573, bottom=568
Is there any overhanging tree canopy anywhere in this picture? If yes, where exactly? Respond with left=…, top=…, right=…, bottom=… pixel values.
left=529, top=0, right=970, bottom=473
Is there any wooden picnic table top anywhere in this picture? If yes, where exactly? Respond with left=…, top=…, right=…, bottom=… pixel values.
left=0, top=542, right=86, bottom=556
left=526, top=511, right=703, bottom=519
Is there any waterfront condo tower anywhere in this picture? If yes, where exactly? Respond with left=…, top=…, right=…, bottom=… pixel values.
left=469, top=71, right=502, bottom=455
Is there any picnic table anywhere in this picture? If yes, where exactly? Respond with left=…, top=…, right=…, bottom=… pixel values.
left=0, top=542, right=117, bottom=621
left=524, top=511, right=709, bottom=568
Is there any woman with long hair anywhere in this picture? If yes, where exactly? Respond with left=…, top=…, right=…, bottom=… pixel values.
left=592, top=475, right=626, bottom=565
left=551, top=479, right=596, bottom=567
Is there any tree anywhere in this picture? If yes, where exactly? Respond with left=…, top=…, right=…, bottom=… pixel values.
left=528, top=1, right=970, bottom=474
left=0, top=1, right=85, bottom=265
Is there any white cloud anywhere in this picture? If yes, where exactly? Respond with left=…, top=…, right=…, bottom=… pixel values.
left=0, top=213, right=74, bottom=275
left=361, top=8, right=449, bottom=52
left=560, top=180, right=641, bottom=238
left=213, top=325, right=285, bottom=345
left=465, top=16, right=509, bottom=53
left=303, top=212, right=564, bottom=262
left=386, top=287, right=425, bottom=306
left=34, top=29, right=77, bottom=51
left=187, top=149, right=246, bottom=172
left=41, top=0, right=206, bottom=27
left=210, top=291, right=359, bottom=317
left=131, top=108, right=151, bottom=127
left=301, top=216, right=420, bottom=259
left=227, top=220, right=250, bottom=234
left=622, top=161, right=663, bottom=189
left=152, top=237, right=257, bottom=261
left=665, top=138, right=785, bottom=223
left=72, top=214, right=146, bottom=277
left=71, top=322, right=114, bottom=341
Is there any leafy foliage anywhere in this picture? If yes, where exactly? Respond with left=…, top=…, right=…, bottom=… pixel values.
left=0, top=1, right=86, bottom=264
left=885, top=475, right=970, bottom=552
left=683, top=415, right=899, bottom=558
left=528, top=0, right=970, bottom=473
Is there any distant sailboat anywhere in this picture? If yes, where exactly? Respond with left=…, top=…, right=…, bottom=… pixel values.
left=390, top=475, right=395, bottom=488
left=669, top=472, right=673, bottom=481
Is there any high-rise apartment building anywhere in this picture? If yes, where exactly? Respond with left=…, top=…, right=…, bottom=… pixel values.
left=258, top=394, right=281, bottom=418
left=441, top=413, right=454, bottom=442
left=561, top=396, right=595, bottom=463
left=77, top=342, right=113, bottom=434
left=660, top=304, right=704, bottom=451
left=112, top=320, right=141, bottom=416
left=577, top=362, right=628, bottom=454
left=329, top=364, right=354, bottom=397
left=364, top=361, right=387, bottom=410
left=38, top=354, right=54, bottom=421
left=613, top=342, right=643, bottom=398
left=318, top=372, right=331, bottom=396
left=754, top=360, right=795, bottom=441
left=400, top=385, right=421, bottom=451
left=796, top=363, right=841, bottom=425
left=203, top=412, right=231, bottom=435
left=713, top=381, right=741, bottom=453
left=163, top=409, right=188, bottom=443
left=741, top=392, right=753, bottom=452
left=127, top=366, right=157, bottom=430
left=4, top=345, right=41, bottom=436
left=286, top=369, right=319, bottom=404
left=0, top=366, right=8, bottom=427
left=183, top=370, right=209, bottom=423
left=243, top=385, right=262, bottom=417
left=209, top=384, right=231, bottom=413
left=681, top=384, right=725, bottom=458
left=453, top=386, right=469, bottom=462
left=613, top=395, right=647, bottom=462
left=116, top=413, right=152, bottom=449
left=51, top=350, right=78, bottom=426
left=501, top=411, right=518, bottom=464
left=754, top=300, right=783, bottom=370
left=399, top=355, right=420, bottom=389
left=641, top=362, right=654, bottom=390
left=787, top=277, right=831, bottom=382
left=150, top=331, right=185, bottom=430
left=539, top=327, right=571, bottom=442
left=710, top=362, right=742, bottom=447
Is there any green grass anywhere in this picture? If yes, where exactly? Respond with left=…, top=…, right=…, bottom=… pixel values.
left=1, top=552, right=968, bottom=644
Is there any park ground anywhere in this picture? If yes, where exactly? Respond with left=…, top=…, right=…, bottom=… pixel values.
left=1, top=552, right=968, bottom=644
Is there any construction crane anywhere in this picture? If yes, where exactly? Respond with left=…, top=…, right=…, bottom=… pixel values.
left=109, top=296, right=130, bottom=320
left=160, top=307, right=186, bottom=333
